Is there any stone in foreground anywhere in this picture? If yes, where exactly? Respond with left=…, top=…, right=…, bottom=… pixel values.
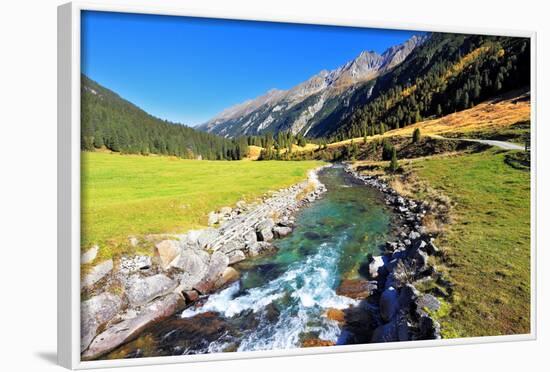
left=125, top=274, right=178, bottom=307
left=81, top=292, right=122, bottom=352
left=82, top=293, right=185, bottom=360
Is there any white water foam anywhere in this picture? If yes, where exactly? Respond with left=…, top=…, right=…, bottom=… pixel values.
left=181, top=238, right=357, bottom=351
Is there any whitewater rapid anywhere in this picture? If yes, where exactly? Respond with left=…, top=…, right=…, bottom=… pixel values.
left=181, top=236, right=358, bottom=351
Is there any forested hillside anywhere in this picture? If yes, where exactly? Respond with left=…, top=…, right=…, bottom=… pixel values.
left=328, top=33, right=530, bottom=140
left=81, top=75, right=248, bottom=160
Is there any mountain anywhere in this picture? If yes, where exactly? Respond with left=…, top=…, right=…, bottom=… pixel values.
left=199, top=33, right=530, bottom=140
left=198, top=35, right=427, bottom=138
left=81, top=75, right=248, bottom=160
left=331, top=32, right=530, bottom=140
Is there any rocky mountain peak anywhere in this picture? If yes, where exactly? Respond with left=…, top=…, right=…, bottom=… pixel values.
left=199, top=34, right=427, bottom=135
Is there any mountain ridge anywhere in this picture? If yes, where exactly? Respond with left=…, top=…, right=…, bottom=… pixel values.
left=198, top=34, right=427, bottom=137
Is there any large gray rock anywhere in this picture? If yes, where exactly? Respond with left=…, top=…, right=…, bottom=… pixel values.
left=273, top=225, right=292, bottom=238
left=172, top=247, right=210, bottom=283
left=226, top=249, right=246, bottom=265
left=380, top=286, right=399, bottom=322
left=81, top=259, right=113, bottom=290
left=82, top=293, right=185, bottom=360
left=81, top=292, right=122, bottom=352
left=196, top=228, right=220, bottom=249
left=216, top=267, right=240, bottom=288
left=125, top=274, right=178, bottom=307
left=155, top=240, right=180, bottom=270
left=256, top=218, right=275, bottom=241
left=194, top=251, right=229, bottom=294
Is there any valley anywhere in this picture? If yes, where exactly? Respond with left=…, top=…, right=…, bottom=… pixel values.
left=79, top=28, right=532, bottom=360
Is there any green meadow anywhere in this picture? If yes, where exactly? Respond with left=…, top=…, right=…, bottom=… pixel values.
left=81, top=152, right=322, bottom=260
left=410, top=149, right=531, bottom=337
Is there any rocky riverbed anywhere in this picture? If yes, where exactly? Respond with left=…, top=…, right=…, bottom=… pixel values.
left=80, top=166, right=329, bottom=360
left=340, top=164, right=442, bottom=342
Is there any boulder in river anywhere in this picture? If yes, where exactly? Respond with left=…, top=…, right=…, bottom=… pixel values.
left=216, top=267, right=240, bottom=288
left=125, top=274, right=178, bottom=307
left=81, top=292, right=122, bottom=352
left=325, top=308, right=346, bottom=323
left=226, top=249, right=246, bottom=265
left=337, top=279, right=377, bottom=299
left=256, top=218, right=275, bottom=241
left=273, top=225, right=292, bottom=238
left=194, top=251, right=229, bottom=294
left=172, top=246, right=210, bottom=284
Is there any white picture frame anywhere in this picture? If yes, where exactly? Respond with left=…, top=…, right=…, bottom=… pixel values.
left=57, top=1, right=537, bottom=369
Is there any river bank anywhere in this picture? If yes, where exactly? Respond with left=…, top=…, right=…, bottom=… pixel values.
left=339, top=164, right=443, bottom=342
left=80, top=165, right=329, bottom=360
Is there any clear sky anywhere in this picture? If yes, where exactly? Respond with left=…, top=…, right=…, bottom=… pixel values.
left=81, top=11, right=420, bottom=126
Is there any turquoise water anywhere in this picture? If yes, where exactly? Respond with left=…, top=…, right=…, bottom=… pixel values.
left=106, top=165, right=393, bottom=358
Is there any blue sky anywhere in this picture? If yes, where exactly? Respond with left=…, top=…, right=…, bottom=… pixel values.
left=81, top=11, right=420, bottom=126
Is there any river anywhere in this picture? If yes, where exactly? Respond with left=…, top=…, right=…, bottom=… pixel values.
left=106, top=165, right=394, bottom=358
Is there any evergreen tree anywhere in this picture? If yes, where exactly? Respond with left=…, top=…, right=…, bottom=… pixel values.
left=389, top=148, right=399, bottom=172
left=412, top=128, right=421, bottom=143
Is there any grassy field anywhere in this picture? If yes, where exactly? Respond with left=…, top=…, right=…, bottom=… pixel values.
left=408, top=149, right=530, bottom=337
left=81, top=152, right=322, bottom=261
left=354, top=148, right=531, bottom=337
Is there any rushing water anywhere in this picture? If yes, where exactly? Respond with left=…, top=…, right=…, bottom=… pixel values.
left=106, top=165, right=393, bottom=359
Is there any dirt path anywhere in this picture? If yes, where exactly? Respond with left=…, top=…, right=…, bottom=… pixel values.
left=431, top=135, right=525, bottom=151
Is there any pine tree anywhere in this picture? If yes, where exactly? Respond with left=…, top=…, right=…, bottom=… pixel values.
left=412, top=128, right=421, bottom=143
left=389, top=148, right=399, bottom=172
